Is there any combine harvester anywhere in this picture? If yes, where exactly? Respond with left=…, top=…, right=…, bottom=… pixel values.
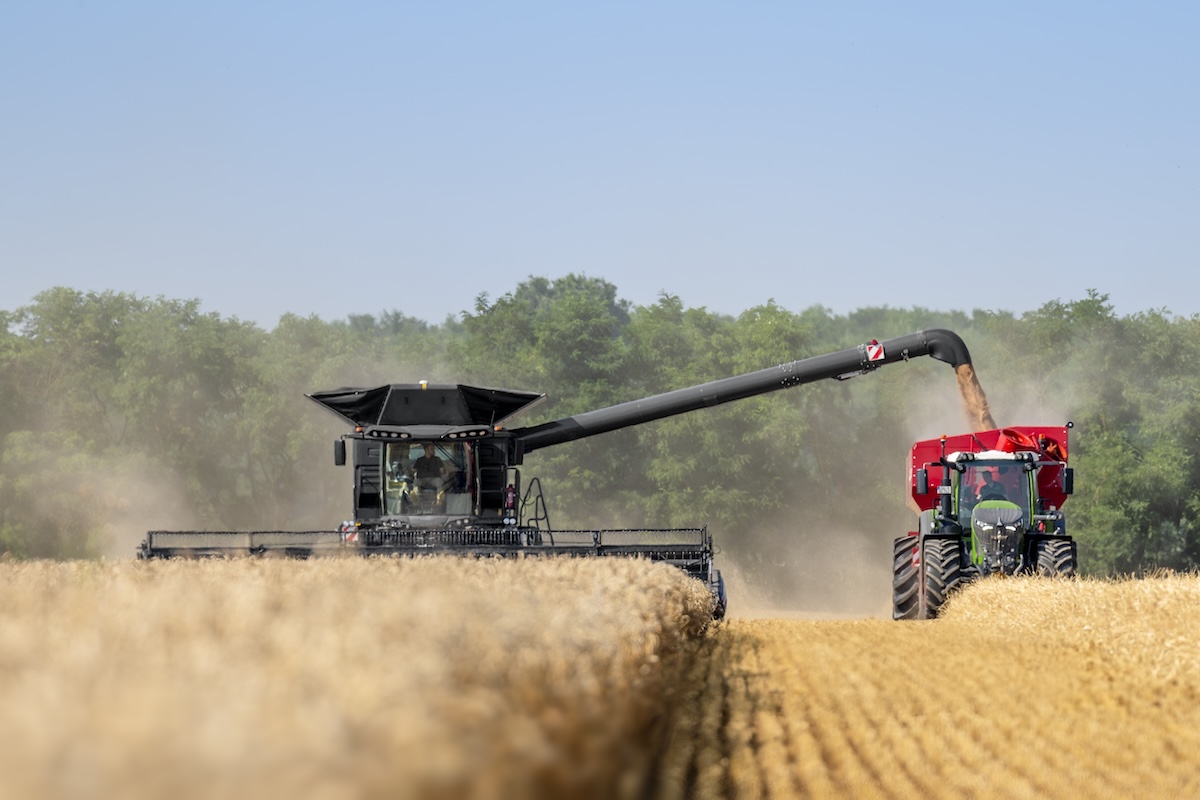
left=893, top=425, right=1076, bottom=620
left=141, top=329, right=975, bottom=619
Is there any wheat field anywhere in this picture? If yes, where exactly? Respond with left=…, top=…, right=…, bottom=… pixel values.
left=0, top=557, right=712, bottom=800
left=1, top=559, right=1197, bottom=799
left=656, top=573, right=1200, bottom=799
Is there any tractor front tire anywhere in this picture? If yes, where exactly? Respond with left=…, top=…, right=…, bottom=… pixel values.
left=1034, top=538, right=1077, bottom=577
left=921, top=537, right=967, bottom=619
left=892, top=536, right=921, bottom=620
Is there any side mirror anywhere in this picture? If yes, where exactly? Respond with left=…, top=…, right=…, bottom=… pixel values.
left=915, top=468, right=929, bottom=495
left=1062, top=467, right=1074, bottom=495
left=334, top=439, right=346, bottom=466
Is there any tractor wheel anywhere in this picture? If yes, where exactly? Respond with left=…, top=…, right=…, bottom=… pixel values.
left=892, top=536, right=921, bottom=620
left=1034, top=538, right=1077, bottom=577
left=921, top=537, right=967, bottom=619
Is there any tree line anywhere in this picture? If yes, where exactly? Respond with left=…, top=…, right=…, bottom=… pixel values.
left=2, top=279, right=1197, bottom=580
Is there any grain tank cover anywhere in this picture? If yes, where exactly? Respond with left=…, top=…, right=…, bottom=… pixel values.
left=307, top=384, right=546, bottom=427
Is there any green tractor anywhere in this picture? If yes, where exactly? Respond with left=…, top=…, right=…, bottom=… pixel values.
left=893, top=425, right=1076, bottom=620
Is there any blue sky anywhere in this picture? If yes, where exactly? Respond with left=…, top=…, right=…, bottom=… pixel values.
left=3, top=2, right=1197, bottom=327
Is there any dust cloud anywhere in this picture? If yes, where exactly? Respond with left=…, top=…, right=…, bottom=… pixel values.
left=721, top=524, right=893, bottom=620
left=0, top=349, right=454, bottom=560
left=716, top=359, right=1004, bottom=620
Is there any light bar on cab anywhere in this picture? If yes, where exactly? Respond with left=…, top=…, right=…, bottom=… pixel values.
left=447, top=428, right=491, bottom=439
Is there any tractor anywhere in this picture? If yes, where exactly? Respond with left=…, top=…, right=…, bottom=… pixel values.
left=892, top=425, right=1077, bottom=620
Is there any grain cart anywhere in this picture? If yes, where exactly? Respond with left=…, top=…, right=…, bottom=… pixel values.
left=141, top=329, right=976, bottom=619
left=892, top=425, right=1076, bottom=620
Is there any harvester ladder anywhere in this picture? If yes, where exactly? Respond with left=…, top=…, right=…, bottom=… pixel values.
left=522, top=477, right=551, bottom=531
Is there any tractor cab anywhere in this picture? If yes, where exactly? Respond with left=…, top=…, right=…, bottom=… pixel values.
left=950, top=453, right=1034, bottom=526
left=948, top=451, right=1037, bottom=575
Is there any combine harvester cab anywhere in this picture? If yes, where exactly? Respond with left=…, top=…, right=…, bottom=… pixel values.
left=892, top=425, right=1077, bottom=620
left=142, top=329, right=978, bottom=621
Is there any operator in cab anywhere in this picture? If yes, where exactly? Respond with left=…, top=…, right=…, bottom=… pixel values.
left=412, top=443, right=449, bottom=491
left=976, top=469, right=1006, bottom=501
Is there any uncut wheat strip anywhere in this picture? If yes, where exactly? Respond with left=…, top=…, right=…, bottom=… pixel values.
left=950, top=582, right=1200, bottom=723
left=935, top=577, right=1200, bottom=797
left=79, top=561, right=662, bottom=796
left=944, top=575, right=1200, bottom=685
left=0, top=557, right=712, bottom=800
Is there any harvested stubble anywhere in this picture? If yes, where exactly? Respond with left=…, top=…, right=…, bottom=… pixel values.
left=0, top=556, right=713, bottom=800
left=654, top=573, right=1200, bottom=800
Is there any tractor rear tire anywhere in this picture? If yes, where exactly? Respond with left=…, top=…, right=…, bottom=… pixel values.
left=1034, top=538, right=1077, bottom=577
left=892, top=536, right=921, bottom=620
left=921, top=537, right=967, bottom=619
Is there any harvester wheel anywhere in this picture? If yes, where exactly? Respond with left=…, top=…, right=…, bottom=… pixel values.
left=1034, top=538, right=1076, bottom=577
left=892, top=536, right=921, bottom=620
left=711, top=570, right=727, bottom=620
left=921, top=537, right=967, bottom=619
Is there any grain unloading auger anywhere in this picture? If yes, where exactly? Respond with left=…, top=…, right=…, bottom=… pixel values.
left=140, top=329, right=974, bottom=619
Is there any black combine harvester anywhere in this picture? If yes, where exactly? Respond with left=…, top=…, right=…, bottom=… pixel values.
left=140, top=329, right=975, bottom=619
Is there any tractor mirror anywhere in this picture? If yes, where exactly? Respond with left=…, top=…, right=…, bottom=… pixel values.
left=334, top=439, right=346, bottom=466
left=915, top=468, right=929, bottom=495
left=1062, top=467, right=1074, bottom=495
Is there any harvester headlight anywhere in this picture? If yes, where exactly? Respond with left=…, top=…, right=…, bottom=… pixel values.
left=978, top=523, right=994, bottom=532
